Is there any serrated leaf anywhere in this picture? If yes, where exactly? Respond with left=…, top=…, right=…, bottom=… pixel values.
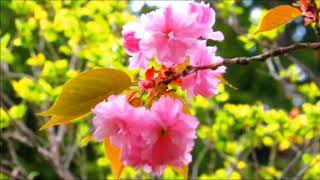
left=38, top=68, right=131, bottom=129
left=104, top=138, right=124, bottom=180
left=255, top=5, right=302, bottom=34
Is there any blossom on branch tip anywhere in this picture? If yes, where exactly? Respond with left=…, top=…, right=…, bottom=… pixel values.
left=299, top=0, right=319, bottom=25
left=182, top=43, right=226, bottom=98
left=188, top=2, right=224, bottom=41
left=139, top=5, right=198, bottom=67
left=122, top=23, right=151, bottom=70
left=122, top=2, right=224, bottom=68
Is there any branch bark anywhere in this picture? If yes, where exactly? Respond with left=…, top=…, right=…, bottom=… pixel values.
left=162, top=42, right=320, bottom=84
left=223, top=42, right=320, bottom=65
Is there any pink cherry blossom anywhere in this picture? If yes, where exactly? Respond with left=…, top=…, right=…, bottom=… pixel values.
left=92, top=95, right=159, bottom=168
left=94, top=2, right=228, bottom=175
left=113, top=111, right=158, bottom=169
left=92, top=95, right=139, bottom=141
left=182, top=42, right=226, bottom=98
left=92, top=95, right=199, bottom=176
left=92, top=95, right=155, bottom=149
left=188, top=2, right=224, bottom=41
left=122, top=25, right=140, bottom=54
left=122, top=2, right=224, bottom=69
left=122, top=23, right=150, bottom=70
left=143, top=96, right=199, bottom=175
left=139, top=5, right=198, bottom=67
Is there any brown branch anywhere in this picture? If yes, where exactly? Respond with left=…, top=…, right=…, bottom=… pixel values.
left=223, top=42, right=320, bottom=65
left=162, top=42, right=320, bottom=84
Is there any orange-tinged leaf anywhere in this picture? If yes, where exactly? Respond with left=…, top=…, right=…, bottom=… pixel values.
left=173, top=165, right=189, bottom=180
left=38, top=68, right=131, bottom=129
left=104, top=138, right=124, bottom=180
left=255, top=5, right=302, bottom=34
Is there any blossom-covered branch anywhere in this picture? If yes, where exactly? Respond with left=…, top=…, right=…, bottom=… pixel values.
left=39, top=1, right=320, bottom=178
left=163, top=42, right=320, bottom=84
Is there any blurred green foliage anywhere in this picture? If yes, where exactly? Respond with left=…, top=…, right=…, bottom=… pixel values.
left=1, top=0, right=319, bottom=180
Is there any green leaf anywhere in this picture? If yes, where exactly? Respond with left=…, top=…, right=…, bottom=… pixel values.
left=38, top=68, right=131, bottom=129
left=26, top=53, right=46, bottom=66
left=302, top=153, right=312, bottom=164
left=9, top=104, right=27, bottom=120
left=0, top=33, right=14, bottom=64
left=0, top=108, right=11, bottom=129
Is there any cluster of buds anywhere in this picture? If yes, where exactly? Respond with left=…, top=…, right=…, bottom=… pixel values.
left=294, top=0, right=320, bottom=24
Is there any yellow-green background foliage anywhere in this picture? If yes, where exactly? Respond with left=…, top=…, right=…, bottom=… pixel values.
left=1, top=0, right=319, bottom=179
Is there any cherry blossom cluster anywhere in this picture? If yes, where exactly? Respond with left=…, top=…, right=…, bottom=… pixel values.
left=299, top=0, right=320, bottom=24
left=93, top=95, right=198, bottom=175
left=123, top=2, right=226, bottom=98
left=91, top=2, right=225, bottom=176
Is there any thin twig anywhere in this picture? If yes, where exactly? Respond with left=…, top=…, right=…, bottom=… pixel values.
left=7, top=140, right=28, bottom=177
left=0, top=166, right=25, bottom=180
left=293, top=165, right=310, bottom=180
left=251, top=148, right=260, bottom=179
left=279, top=136, right=320, bottom=180
left=266, top=59, right=281, bottom=80
left=191, top=145, right=209, bottom=179
left=69, top=44, right=84, bottom=70
left=268, top=144, right=277, bottom=166
left=280, top=148, right=303, bottom=180
left=287, top=55, right=320, bottom=87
